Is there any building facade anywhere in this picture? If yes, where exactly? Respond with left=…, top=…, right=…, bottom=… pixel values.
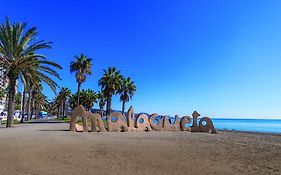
left=0, top=65, right=8, bottom=113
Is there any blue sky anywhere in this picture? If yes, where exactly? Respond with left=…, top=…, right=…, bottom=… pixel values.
left=1, top=0, right=281, bottom=119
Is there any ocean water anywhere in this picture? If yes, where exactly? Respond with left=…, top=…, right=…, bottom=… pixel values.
left=166, top=117, right=281, bottom=133
left=211, top=118, right=281, bottom=134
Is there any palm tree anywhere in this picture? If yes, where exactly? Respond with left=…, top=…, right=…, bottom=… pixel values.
left=15, top=92, right=21, bottom=110
left=118, top=77, right=136, bottom=114
left=70, top=54, right=92, bottom=106
left=20, top=87, right=26, bottom=123
left=58, top=87, right=71, bottom=118
left=69, top=93, right=78, bottom=110
left=97, top=91, right=105, bottom=116
left=53, top=95, right=62, bottom=119
left=80, top=89, right=98, bottom=111
left=0, top=88, right=5, bottom=99
left=29, top=82, right=42, bottom=120
left=31, top=93, right=49, bottom=119
left=98, top=67, right=123, bottom=116
left=0, top=17, right=62, bottom=127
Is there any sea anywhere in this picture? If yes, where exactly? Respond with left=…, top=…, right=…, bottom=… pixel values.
left=211, top=118, right=281, bottom=134
left=166, top=117, right=281, bottom=134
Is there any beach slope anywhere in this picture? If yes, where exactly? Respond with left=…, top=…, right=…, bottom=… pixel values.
left=0, top=121, right=280, bottom=175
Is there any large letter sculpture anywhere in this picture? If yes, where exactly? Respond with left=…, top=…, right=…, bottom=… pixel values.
left=89, top=113, right=106, bottom=132
left=107, top=112, right=128, bottom=132
left=149, top=113, right=163, bottom=131
left=70, top=105, right=89, bottom=132
left=135, top=114, right=152, bottom=131
left=69, top=106, right=217, bottom=134
left=163, top=115, right=181, bottom=131
left=180, top=116, right=192, bottom=131
left=126, top=106, right=136, bottom=131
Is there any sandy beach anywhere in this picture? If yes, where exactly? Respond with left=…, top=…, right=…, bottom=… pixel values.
left=0, top=120, right=280, bottom=175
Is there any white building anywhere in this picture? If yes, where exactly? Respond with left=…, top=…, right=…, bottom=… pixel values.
left=0, top=65, right=8, bottom=113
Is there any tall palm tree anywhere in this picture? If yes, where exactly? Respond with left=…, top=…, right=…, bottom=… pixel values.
left=118, top=77, right=136, bottom=114
left=58, top=87, right=71, bottom=118
left=70, top=53, right=92, bottom=106
left=0, top=88, right=5, bottom=99
left=98, top=67, right=123, bottom=116
left=20, top=86, right=26, bottom=123
left=32, top=93, right=48, bottom=118
left=69, top=93, right=78, bottom=110
left=97, top=91, right=105, bottom=116
left=53, top=95, right=62, bottom=119
left=80, top=89, right=98, bottom=111
left=0, top=17, right=62, bottom=127
left=29, top=82, right=42, bottom=120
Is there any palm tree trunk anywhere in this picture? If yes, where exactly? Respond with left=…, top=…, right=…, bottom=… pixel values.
left=6, top=78, right=17, bottom=127
left=99, top=105, right=103, bottom=116
left=20, top=90, right=26, bottom=123
left=56, top=106, right=60, bottom=119
left=5, top=92, right=8, bottom=111
left=106, top=96, right=112, bottom=116
left=60, top=102, right=63, bottom=118
left=27, top=90, right=31, bottom=121
left=122, top=100, right=125, bottom=115
left=30, top=97, right=34, bottom=120
left=77, top=82, right=81, bottom=105
left=62, top=100, right=65, bottom=119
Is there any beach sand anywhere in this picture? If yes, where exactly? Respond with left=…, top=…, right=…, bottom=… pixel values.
left=0, top=121, right=280, bottom=175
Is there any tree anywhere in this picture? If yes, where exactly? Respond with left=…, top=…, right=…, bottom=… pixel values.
left=58, top=87, right=71, bottom=118
left=15, top=92, right=21, bottom=110
left=28, top=82, right=42, bottom=120
left=20, top=87, right=26, bottom=123
left=118, top=77, right=136, bottom=114
left=80, top=89, right=98, bottom=111
left=98, top=67, right=123, bottom=116
left=70, top=53, right=92, bottom=106
left=0, top=88, right=5, bottom=99
left=69, top=89, right=98, bottom=111
left=53, top=87, right=71, bottom=119
left=53, top=95, right=62, bottom=119
left=98, top=91, right=105, bottom=116
left=34, top=93, right=49, bottom=115
left=0, top=17, right=62, bottom=127
left=69, top=93, right=78, bottom=110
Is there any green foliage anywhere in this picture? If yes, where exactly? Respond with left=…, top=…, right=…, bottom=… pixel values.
left=69, top=93, right=78, bottom=110
left=98, top=67, right=123, bottom=97
left=0, top=88, right=5, bottom=98
left=118, top=77, right=136, bottom=103
left=0, top=17, right=62, bottom=93
left=56, top=87, right=71, bottom=104
left=70, top=53, right=92, bottom=84
left=69, top=89, right=98, bottom=110
left=34, top=93, right=49, bottom=111
left=98, top=91, right=105, bottom=111
left=70, top=53, right=92, bottom=105
left=1, top=119, right=20, bottom=125
left=0, top=17, right=62, bottom=127
left=118, top=77, right=136, bottom=113
left=53, top=87, right=71, bottom=117
left=80, top=89, right=98, bottom=110
left=98, top=67, right=123, bottom=114
left=15, top=92, right=21, bottom=110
